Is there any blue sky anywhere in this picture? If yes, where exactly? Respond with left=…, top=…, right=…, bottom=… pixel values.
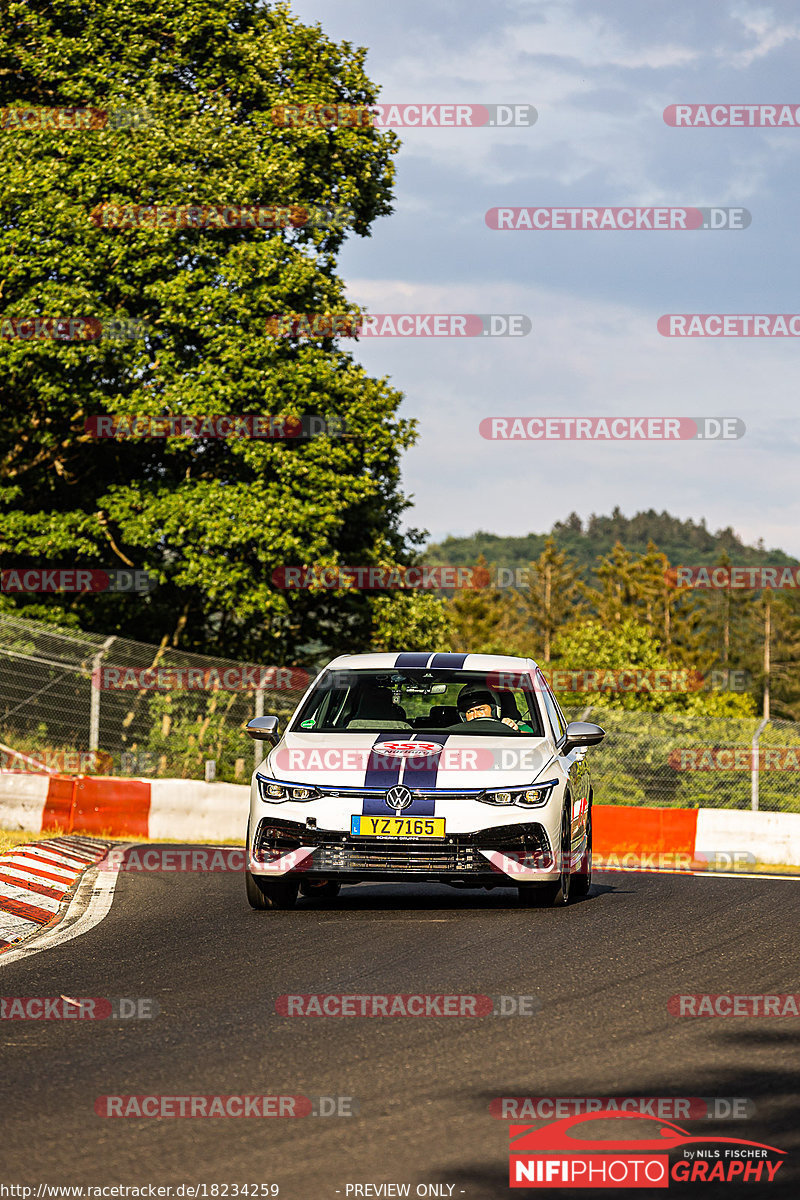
left=287, top=0, right=800, bottom=554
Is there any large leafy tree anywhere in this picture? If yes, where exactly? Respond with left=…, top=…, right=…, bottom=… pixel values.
left=0, top=0, right=430, bottom=662
left=549, top=619, right=755, bottom=717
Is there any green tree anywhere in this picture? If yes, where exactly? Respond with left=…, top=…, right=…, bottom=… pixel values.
left=770, top=591, right=800, bottom=720
left=370, top=592, right=452, bottom=652
left=511, top=537, right=583, bottom=661
left=548, top=618, right=756, bottom=716
left=592, top=543, right=642, bottom=625
left=445, top=555, right=519, bottom=654
left=0, top=0, right=415, bottom=664
left=688, top=551, right=767, bottom=713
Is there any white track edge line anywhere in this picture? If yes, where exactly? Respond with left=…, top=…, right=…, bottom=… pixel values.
left=595, top=866, right=800, bottom=880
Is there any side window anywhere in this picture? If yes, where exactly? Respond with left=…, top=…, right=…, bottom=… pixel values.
left=553, top=692, right=570, bottom=738
left=536, top=671, right=566, bottom=742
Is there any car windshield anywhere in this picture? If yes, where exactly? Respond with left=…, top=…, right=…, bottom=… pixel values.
left=290, top=668, right=544, bottom=736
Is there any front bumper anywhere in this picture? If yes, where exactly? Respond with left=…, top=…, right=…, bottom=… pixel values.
left=248, top=815, right=556, bottom=885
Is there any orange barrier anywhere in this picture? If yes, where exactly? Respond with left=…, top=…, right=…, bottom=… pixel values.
left=36, top=778, right=699, bottom=856
left=42, top=774, right=150, bottom=837
left=594, top=804, right=698, bottom=858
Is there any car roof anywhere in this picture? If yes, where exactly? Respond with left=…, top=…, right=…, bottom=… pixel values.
left=324, top=652, right=541, bottom=673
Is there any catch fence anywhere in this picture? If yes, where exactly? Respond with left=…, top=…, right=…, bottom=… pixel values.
left=0, top=611, right=797, bottom=808
left=0, top=611, right=310, bottom=782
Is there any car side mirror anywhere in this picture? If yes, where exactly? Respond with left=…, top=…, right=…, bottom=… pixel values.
left=561, top=721, right=605, bottom=755
left=246, top=715, right=280, bottom=746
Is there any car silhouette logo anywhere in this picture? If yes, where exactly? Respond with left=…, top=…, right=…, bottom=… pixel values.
left=509, top=1111, right=785, bottom=1155
left=385, top=784, right=413, bottom=812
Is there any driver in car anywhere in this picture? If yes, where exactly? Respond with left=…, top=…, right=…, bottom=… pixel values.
left=456, top=686, right=533, bottom=732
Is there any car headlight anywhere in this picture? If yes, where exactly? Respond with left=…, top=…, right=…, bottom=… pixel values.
left=478, top=780, right=558, bottom=808
left=257, top=775, right=318, bottom=803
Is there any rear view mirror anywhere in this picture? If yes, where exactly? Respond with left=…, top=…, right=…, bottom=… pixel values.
left=562, top=721, right=605, bottom=755
left=246, top=715, right=280, bottom=746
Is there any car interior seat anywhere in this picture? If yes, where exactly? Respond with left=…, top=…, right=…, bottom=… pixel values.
left=346, top=683, right=410, bottom=729
left=427, top=704, right=461, bottom=727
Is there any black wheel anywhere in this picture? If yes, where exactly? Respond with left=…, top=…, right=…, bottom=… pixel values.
left=246, top=870, right=299, bottom=910
left=572, top=801, right=592, bottom=899
left=299, top=880, right=341, bottom=901
left=245, top=819, right=299, bottom=910
left=518, top=801, right=572, bottom=908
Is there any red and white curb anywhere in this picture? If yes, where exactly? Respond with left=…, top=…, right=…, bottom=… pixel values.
left=0, top=836, right=112, bottom=953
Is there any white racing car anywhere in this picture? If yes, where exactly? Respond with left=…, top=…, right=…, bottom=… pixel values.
left=245, top=652, right=604, bottom=909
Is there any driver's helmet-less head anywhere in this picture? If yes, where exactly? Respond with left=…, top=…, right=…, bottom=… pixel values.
left=457, top=685, right=501, bottom=721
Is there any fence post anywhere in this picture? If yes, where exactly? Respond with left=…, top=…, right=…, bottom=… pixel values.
left=89, top=636, right=117, bottom=753
left=751, top=717, right=769, bottom=812
left=254, top=683, right=265, bottom=769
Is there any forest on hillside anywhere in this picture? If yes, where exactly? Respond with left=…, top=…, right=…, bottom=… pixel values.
left=424, top=507, right=793, bottom=577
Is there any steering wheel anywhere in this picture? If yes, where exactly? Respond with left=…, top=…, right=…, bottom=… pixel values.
left=443, top=717, right=518, bottom=735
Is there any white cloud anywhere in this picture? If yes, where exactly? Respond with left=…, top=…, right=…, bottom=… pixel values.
left=286, top=0, right=800, bottom=555
left=342, top=277, right=800, bottom=553
left=727, top=4, right=800, bottom=67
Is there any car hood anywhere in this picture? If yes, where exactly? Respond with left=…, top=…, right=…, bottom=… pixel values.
left=265, top=731, right=554, bottom=789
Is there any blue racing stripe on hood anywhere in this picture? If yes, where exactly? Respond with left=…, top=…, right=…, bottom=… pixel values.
left=362, top=733, right=448, bottom=815
left=400, top=733, right=450, bottom=790
left=363, top=731, right=404, bottom=790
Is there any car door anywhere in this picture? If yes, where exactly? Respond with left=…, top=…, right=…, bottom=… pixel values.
left=535, top=670, right=590, bottom=865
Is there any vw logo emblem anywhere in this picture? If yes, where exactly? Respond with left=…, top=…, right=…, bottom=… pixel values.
left=385, top=784, right=413, bottom=812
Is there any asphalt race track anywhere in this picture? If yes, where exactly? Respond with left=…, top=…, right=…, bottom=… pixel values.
left=1, top=851, right=799, bottom=1198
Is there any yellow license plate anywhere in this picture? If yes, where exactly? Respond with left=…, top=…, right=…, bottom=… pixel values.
left=351, top=816, right=446, bottom=838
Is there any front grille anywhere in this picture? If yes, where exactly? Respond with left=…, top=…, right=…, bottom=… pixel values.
left=255, top=815, right=551, bottom=878
left=312, top=839, right=482, bottom=873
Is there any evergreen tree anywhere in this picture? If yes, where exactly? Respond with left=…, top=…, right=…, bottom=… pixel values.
left=445, top=555, right=519, bottom=654
left=512, top=537, right=584, bottom=661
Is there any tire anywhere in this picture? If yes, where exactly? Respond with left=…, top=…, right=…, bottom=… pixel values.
left=518, top=801, right=572, bottom=908
left=246, top=870, right=299, bottom=910
left=572, top=801, right=592, bottom=899
left=245, top=820, right=299, bottom=910
left=299, top=880, right=341, bottom=901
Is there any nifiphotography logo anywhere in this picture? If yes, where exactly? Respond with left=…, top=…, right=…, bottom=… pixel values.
left=508, top=1112, right=785, bottom=1188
